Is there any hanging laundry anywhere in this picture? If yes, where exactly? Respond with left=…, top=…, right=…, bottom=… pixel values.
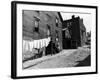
left=23, top=40, right=30, bottom=53
left=40, top=38, right=44, bottom=48
left=29, top=41, right=34, bottom=51
left=23, top=37, right=51, bottom=53
left=45, top=37, right=50, bottom=47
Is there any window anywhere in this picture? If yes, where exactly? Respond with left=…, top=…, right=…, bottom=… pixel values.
left=67, top=23, right=69, bottom=27
left=56, top=18, right=59, bottom=27
left=34, top=20, right=39, bottom=32
left=70, top=22, right=72, bottom=26
left=65, top=28, right=71, bottom=38
left=47, top=24, right=51, bottom=36
left=34, top=20, right=39, bottom=28
left=56, top=31, right=59, bottom=41
left=34, top=16, right=40, bottom=32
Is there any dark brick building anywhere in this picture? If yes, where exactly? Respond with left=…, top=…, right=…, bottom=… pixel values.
left=62, top=15, right=86, bottom=49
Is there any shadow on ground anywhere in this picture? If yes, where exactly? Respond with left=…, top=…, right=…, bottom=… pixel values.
left=75, top=55, right=91, bottom=67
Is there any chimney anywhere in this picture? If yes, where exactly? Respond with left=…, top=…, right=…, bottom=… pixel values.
left=81, top=19, right=83, bottom=22
left=72, top=15, right=75, bottom=19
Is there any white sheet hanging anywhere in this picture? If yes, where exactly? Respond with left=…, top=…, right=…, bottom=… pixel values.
left=23, top=40, right=30, bottom=52
left=23, top=37, right=51, bottom=52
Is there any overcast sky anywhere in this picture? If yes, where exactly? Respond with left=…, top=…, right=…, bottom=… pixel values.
left=60, top=12, right=92, bottom=32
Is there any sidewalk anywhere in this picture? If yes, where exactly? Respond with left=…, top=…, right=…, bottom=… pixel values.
left=23, top=49, right=77, bottom=69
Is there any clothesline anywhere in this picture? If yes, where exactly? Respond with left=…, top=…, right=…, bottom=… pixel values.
left=23, top=37, right=51, bottom=52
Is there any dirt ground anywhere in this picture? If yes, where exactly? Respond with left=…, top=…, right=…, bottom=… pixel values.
left=23, top=47, right=91, bottom=69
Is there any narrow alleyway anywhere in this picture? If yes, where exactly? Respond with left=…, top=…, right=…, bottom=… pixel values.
left=23, top=47, right=90, bottom=69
